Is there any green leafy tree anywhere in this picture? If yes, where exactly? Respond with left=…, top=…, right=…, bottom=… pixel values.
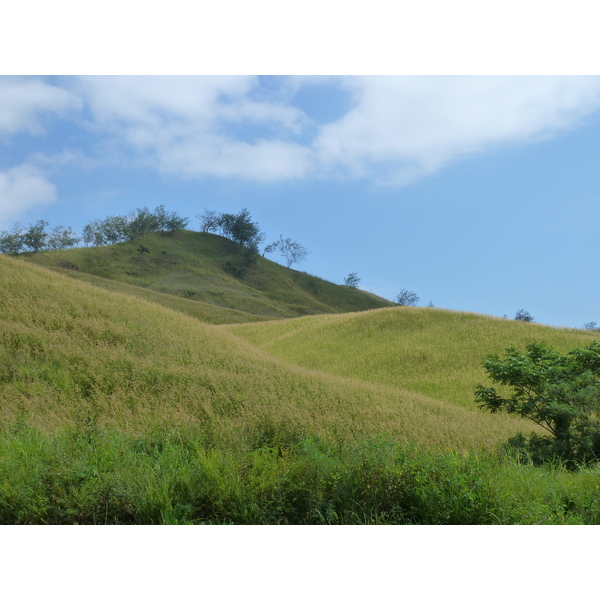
left=475, top=342, right=600, bottom=468
left=0, top=223, right=25, bottom=254
left=264, top=235, right=309, bottom=268
left=515, top=309, right=535, bottom=322
left=125, top=207, right=159, bottom=240
left=22, top=220, right=49, bottom=253
left=153, top=204, right=189, bottom=232
left=82, top=220, right=107, bottom=247
left=220, top=208, right=265, bottom=252
left=344, top=272, right=361, bottom=288
left=47, top=225, right=80, bottom=250
left=396, top=289, right=419, bottom=307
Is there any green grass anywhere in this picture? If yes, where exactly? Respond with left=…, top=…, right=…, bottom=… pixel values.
left=22, top=230, right=393, bottom=322
left=2, top=423, right=599, bottom=524
left=3, top=251, right=600, bottom=524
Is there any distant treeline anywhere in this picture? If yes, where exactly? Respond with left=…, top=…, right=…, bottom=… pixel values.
left=0, top=205, right=189, bottom=255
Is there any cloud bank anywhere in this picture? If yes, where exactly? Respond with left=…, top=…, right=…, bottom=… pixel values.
left=2, top=75, right=600, bottom=194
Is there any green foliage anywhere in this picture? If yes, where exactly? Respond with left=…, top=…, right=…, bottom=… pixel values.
left=219, top=208, right=265, bottom=252
left=476, top=342, right=600, bottom=468
left=82, top=205, right=189, bottom=247
left=22, top=220, right=49, bottom=253
left=344, top=272, right=361, bottom=288
left=2, top=424, right=600, bottom=525
left=395, top=289, right=419, bottom=306
left=515, top=309, right=535, bottom=322
left=47, top=225, right=80, bottom=251
left=0, top=223, right=26, bottom=254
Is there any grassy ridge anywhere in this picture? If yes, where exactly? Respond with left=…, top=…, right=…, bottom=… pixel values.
left=22, top=230, right=393, bottom=322
left=0, top=255, right=533, bottom=450
left=226, top=307, right=599, bottom=409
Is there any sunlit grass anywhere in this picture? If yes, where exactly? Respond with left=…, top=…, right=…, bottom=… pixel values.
left=3, top=254, right=600, bottom=524
left=22, top=230, right=393, bottom=322
left=227, top=307, right=599, bottom=409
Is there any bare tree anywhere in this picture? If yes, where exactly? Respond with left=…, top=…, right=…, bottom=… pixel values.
left=264, top=235, right=309, bottom=268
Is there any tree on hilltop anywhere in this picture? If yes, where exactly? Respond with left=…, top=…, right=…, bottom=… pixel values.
left=264, top=235, right=309, bottom=268
left=344, top=272, right=361, bottom=288
left=395, top=289, right=419, bottom=307
left=514, top=309, right=535, bottom=322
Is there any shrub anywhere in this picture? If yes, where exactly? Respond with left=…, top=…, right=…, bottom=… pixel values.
left=476, top=342, right=600, bottom=469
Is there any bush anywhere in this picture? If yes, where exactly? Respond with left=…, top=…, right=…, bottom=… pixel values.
left=476, top=342, right=600, bottom=469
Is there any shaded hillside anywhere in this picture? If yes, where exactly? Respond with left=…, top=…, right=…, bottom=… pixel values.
left=21, top=230, right=393, bottom=323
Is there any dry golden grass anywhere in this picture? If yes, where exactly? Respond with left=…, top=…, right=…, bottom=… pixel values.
left=0, top=255, right=545, bottom=452
left=226, top=306, right=599, bottom=409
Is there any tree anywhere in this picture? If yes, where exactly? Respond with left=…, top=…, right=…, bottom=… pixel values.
left=0, top=223, right=25, bottom=254
left=125, top=207, right=159, bottom=240
left=47, top=225, right=80, bottom=250
left=22, top=220, right=49, bottom=253
left=395, top=289, right=419, bottom=307
left=198, top=208, right=220, bottom=234
left=153, top=204, right=189, bottom=232
left=82, top=220, right=107, bottom=247
left=220, top=208, right=265, bottom=252
left=514, top=309, right=535, bottom=322
left=584, top=322, right=598, bottom=331
left=264, top=235, right=309, bottom=268
left=100, top=215, right=129, bottom=244
left=475, top=342, right=600, bottom=468
left=344, top=272, right=361, bottom=288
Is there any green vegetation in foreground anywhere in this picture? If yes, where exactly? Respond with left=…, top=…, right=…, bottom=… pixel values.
left=3, top=255, right=600, bottom=524
left=3, top=423, right=600, bottom=524
left=22, top=229, right=393, bottom=322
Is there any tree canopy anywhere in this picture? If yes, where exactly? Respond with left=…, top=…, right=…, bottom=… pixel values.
left=475, top=342, right=600, bottom=468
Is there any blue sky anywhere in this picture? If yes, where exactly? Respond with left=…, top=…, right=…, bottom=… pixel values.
left=1, top=75, right=600, bottom=328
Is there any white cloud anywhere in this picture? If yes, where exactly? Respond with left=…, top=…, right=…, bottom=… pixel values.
left=29, top=75, right=600, bottom=187
left=0, top=165, right=58, bottom=227
left=313, top=76, right=600, bottom=184
left=73, top=76, right=311, bottom=180
left=0, top=77, right=82, bottom=138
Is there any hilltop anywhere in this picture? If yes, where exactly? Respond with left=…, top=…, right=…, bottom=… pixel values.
left=20, top=229, right=393, bottom=324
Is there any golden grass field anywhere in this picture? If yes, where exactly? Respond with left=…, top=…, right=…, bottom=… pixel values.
left=5, top=252, right=598, bottom=454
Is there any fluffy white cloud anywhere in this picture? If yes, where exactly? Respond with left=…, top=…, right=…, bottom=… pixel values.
left=0, top=77, right=82, bottom=137
left=313, top=76, right=600, bottom=184
left=0, top=165, right=58, bottom=227
left=73, top=76, right=310, bottom=180
left=74, top=75, right=600, bottom=186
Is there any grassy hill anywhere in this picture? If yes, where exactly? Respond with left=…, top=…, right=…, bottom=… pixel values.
left=226, top=307, right=599, bottom=409
left=21, top=230, right=393, bottom=323
left=3, top=252, right=600, bottom=524
left=0, top=254, right=529, bottom=449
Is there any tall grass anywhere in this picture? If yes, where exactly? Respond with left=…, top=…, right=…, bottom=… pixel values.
left=227, top=307, right=599, bottom=409
left=2, top=420, right=599, bottom=525
left=0, top=255, right=532, bottom=449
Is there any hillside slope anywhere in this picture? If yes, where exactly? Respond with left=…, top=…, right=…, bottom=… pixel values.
left=226, top=307, right=600, bottom=409
left=21, top=230, right=393, bottom=323
left=0, top=255, right=536, bottom=451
